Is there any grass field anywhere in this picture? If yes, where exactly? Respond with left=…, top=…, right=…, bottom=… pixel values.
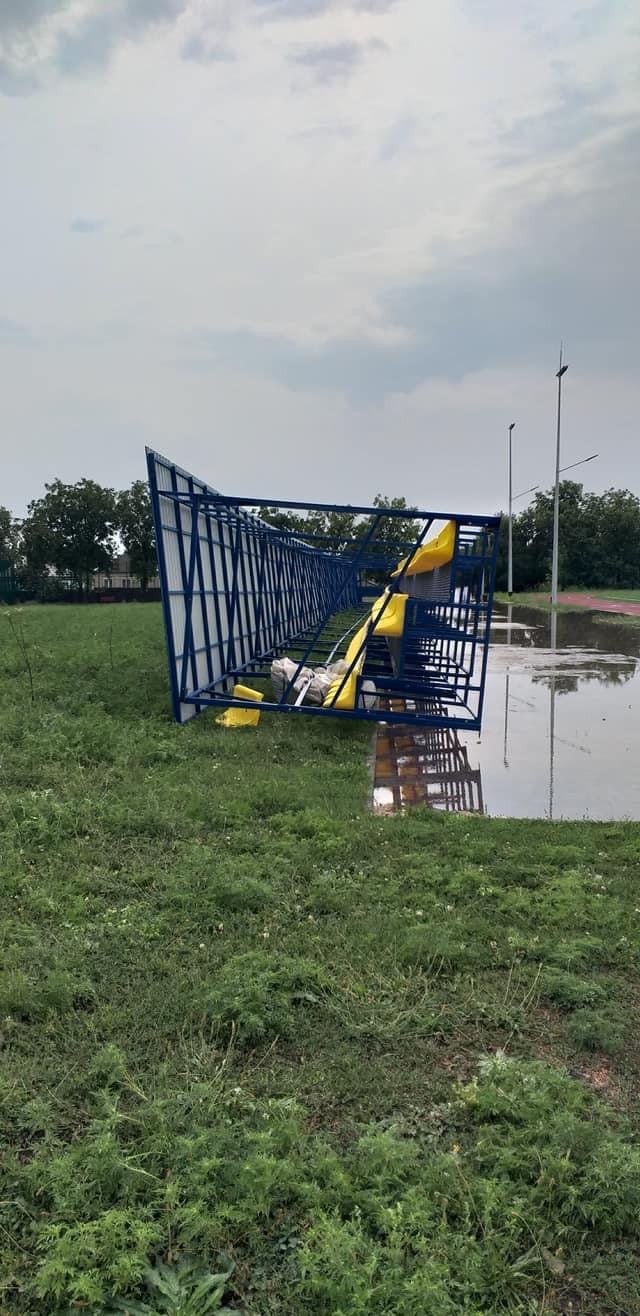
left=496, top=590, right=640, bottom=614
left=495, top=594, right=582, bottom=614
left=2, top=604, right=640, bottom=1315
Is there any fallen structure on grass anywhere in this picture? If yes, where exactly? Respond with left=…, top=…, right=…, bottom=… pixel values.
left=147, top=449, right=500, bottom=731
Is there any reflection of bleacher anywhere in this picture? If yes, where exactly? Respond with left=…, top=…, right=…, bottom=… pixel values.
left=373, top=699, right=484, bottom=815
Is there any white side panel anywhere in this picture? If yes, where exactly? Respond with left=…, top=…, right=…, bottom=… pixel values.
left=147, top=448, right=354, bottom=724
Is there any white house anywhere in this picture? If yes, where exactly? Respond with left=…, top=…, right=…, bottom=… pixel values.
left=92, top=552, right=159, bottom=591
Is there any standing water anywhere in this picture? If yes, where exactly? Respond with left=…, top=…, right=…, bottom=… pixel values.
left=373, top=606, right=640, bottom=820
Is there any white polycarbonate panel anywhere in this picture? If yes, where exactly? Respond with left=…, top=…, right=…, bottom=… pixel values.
left=147, top=448, right=377, bottom=725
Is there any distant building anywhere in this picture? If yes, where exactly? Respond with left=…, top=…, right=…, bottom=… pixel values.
left=93, top=552, right=159, bottom=591
left=0, top=560, right=17, bottom=602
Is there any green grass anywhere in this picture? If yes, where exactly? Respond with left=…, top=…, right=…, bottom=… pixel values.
left=494, top=593, right=585, bottom=613
left=496, top=589, right=640, bottom=613
left=2, top=604, right=640, bottom=1315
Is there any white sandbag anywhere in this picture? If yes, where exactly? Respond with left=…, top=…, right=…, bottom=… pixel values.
left=271, top=657, right=348, bottom=706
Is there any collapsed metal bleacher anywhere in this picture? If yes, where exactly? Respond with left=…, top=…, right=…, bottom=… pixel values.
left=147, top=449, right=500, bottom=730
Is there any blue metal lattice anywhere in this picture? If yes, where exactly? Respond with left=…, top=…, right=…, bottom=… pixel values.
left=147, top=449, right=500, bottom=730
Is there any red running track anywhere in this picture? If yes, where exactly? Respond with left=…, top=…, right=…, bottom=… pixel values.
left=559, top=593, right=640, bottom=616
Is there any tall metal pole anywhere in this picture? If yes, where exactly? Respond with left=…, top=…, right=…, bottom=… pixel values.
left=550, top=347, right=568, bottom=607
left=508, top=422, right=515, bottom=597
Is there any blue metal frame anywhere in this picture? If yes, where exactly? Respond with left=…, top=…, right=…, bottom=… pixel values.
left=147, top=449, right=500, bottom=729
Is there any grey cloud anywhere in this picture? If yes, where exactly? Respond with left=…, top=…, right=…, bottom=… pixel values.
left=67, top=319, right=132, bottom=347
left=0, top=0, right=69, bottom=35
left=0, top=55, right=39, bottom=96
left=290, top=40, right=362, bottom=81
left=145, top=229, right=184, bottom=248
left=185, top=128, right=640, bottom=401
left=253, top=0, right=397, bottom=17
left=567, top=0, right=614, bottom=42
left=290, top=38, right=385, bottom=83
left=120, top=224, right=182, bottom=244
left=122, top=0, right=184, bottom=23
left=295, top=120, right=355, bottom=144
left=253, top=0, right=334, bottom=18
left=1, top=0, right=189, bottom=86
left=380, top=115, right=418, bottom=160
left=499, top=81, right=617, bottom=159
left=0, top=318, right=32, bottom=345
left=459, top=0, right=616, bottom=49
left=355, top=0, right=400, bottom=10
left=180, top=31, right=235, bottom=64
left=1, top=0, right=390, bottom=90
left=183, top=326, right=426, bottom=401
left=0, top=0, right=61, bottom=95
left=55, top=4, right=186, bottom=76
left=56, top=11, right=121, bottom=74
left=70, top=217, right=104, bottom=233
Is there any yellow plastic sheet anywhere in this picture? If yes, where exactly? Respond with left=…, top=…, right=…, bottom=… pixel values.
left=370, top=590, right=407, bottom=637
left=391, top=519, right=456, bottom=578
left=216, top=684, right=264, bottom=727
left=324, top=592, right=408, bottom=711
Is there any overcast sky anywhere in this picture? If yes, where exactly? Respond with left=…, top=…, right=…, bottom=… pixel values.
left=1, top=0, right=638, bottom=517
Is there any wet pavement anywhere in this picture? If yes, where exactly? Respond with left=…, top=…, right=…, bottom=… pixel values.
left=373, top=606, right=640, bottom=821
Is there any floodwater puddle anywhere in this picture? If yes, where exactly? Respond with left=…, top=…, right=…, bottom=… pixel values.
left=373, top=606, right=640, bottom=820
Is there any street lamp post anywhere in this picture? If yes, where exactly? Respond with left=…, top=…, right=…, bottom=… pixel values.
left=550, top=347, right=569, bottom=607
left=508, top=422, right=516, bottom=597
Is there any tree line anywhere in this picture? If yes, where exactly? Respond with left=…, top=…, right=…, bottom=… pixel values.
left=3, top=475, right=639, bottom=600
left=0, top=482, right=418, bottom=598
left=495, top=481, right=640, bottom=593
left=259, top=495, right=419, bottom=575
left=0, top=480, right=157, bottom=596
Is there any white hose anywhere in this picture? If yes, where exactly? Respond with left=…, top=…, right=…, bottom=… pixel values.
left=326, top=610, right=369, bottom=665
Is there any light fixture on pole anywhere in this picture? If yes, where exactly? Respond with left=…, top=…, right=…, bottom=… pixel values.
left=507, top=422, right=516, bottom=597
left=515, top=453, right=597, bottom=506
left=559, top=454, right=598, bottom=476
left=550, top=346, right=568, bottom=607
left=513, top=482, right=540, bottom=502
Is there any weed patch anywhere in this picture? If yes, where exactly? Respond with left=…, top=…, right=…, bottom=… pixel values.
left=567, top=1007, right=626, bottom=1054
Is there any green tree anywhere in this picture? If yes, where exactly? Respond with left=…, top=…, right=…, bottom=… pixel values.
left=260, top=496, right=419, bottom=576
left=0, top=505, right=21, bottom=567
left=583, top=488, right=640, bottom=588
left=259, top=507, right=358, bottom=555
left=117, top=481, right=157, bottom=591
left=367, top=494, right=419, bottom=571
left=495, top=483, right=640, bottom=593
left=258, top=507, right=320, bottom=539
left=23, top=479, right=117, bottom=596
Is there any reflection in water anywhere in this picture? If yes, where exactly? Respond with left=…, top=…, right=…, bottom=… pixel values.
left=373, top=705, right=484, bottom=815
left=503, top=605, right=513, bottom=768
left=502, top=611, right=558, bottom=818
left=376, top=607, right=640, bottom=821
left=491, top=605, right=639, bottom=819
left=549, top=609, right=557, bottom=821
left=503, top=672, right=510, bottom=768
left=492, top=603, right=640, bottom=662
